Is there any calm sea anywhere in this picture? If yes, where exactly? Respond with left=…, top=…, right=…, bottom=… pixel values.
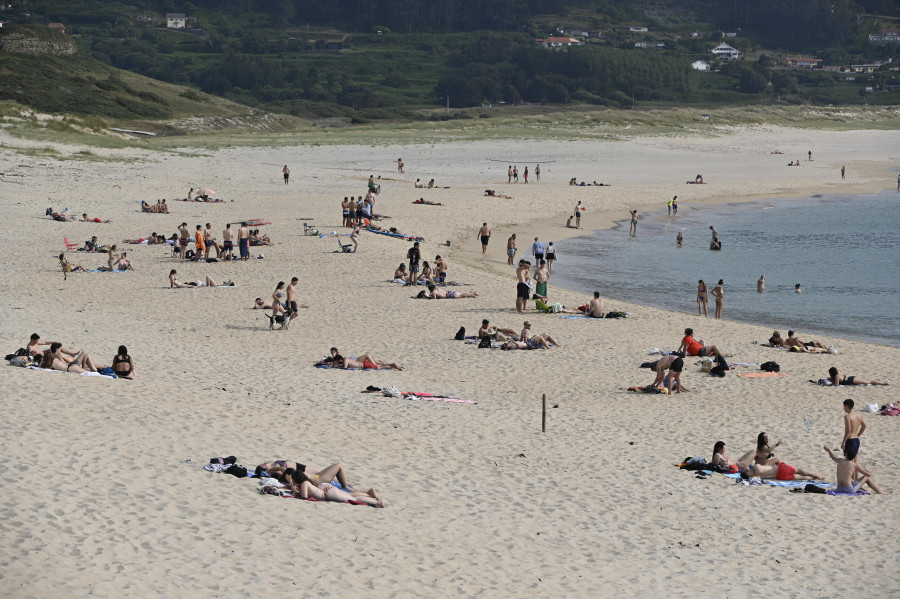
left=550, top=191, right=900, bottom=346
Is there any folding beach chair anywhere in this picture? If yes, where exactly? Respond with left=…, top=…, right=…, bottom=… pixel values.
left=336, top=237, right=353, bottom=253
left=64, top=236, right=80, bottom=251
left=303, top=223, right=319, bottom=236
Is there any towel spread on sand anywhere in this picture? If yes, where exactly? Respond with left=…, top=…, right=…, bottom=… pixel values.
left=737, top=372, right=789, bottom=378
left=556, top=314, right=601, bottom=320
left=723, top=472, right=835, bottom=489
left=87, top=269, right=129, bottom=273
left=826, top=489, right=870, bottom=496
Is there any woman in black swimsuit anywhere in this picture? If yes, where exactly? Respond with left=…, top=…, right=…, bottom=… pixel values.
left=113, top=345, right=134, bottom=379
left=828, top=367, right=887, bottom=386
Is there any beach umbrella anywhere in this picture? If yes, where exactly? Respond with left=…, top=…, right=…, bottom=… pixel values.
left=196, top=188, right=216, bottom=196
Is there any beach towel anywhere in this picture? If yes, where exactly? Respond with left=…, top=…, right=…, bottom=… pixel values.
left=556, top=314, right=599, bottom=320
left=722, top=472, right=835, bottom=489
left=365, top=227, right=424, bottom=242
left=87, top=269, right=129, bottom=273
left=826, top=489, right=870, bottom=496
left=737, top=373, right=788, bottom=378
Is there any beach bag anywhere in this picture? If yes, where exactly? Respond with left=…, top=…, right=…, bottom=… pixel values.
left=454, top=327, right=466, bottom=340
left=9, top=357, right=27, bottom=367
left=760, top=361, right=780, bottom=373
left=225, top=464, right=248, bottom=478
left=550, top=303, right=563, bottom=314
left=709, top=364, right=727, bottom=377
left=185, top=249, right=195, bottom=260
left=700, top=358, right=714, bottom=373
left=478, top=337, right=492, bottom=349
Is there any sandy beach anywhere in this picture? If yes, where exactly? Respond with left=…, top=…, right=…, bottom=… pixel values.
left=1, top=123, right=898, bottom=597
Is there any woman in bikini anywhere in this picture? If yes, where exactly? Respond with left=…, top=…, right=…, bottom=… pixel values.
left=711, top=279, right=724, bottom=319
left=272, top=281, right=286, bottom=317
left=420, top=261, right=435, bottom=285
left=117, top=251, right=135, bottom=271
left=41, top=351, right=89, bottom=374
left=696, top=280, right=708, bottom=317
left=112, top=345, right=135, bottom=379
left=828, top=367, right=888, bottom=386
left=711, top=441, right=731, bottom=467
left=288, top=470, right=384, bottom=507
left=254, top=461, right=350, bottom=488
left=169, top=270, right=226, bottom=288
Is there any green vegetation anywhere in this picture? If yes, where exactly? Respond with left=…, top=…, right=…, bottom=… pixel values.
left=1, top=2, right=898, bottom=124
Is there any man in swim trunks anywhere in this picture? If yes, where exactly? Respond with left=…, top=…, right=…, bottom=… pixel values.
left=643, top=354, right=680, bottom=390
left=507, top=234, right=517, bottom=266
left=222, top=224, right=234, bottom=260
left=740, top=461, right=821, bottom=481
left=238, top=222, right=250, bottom=261
left=286, top=277, right=300, bottom=323
left=407, top=242, right=421, bottom=286
left=629, top=210, right=638, bottom=235
left=477, top=319, right=518, bottom=342
left=588, top=292, right=605, bottom=318
left=531, top=237, right=545, bottom=268
left=841, top=398, right=866, bottom=462
left=516, top=260, right=530, bottom=313
left=342, top=353, right=402, bottom=371
left=477, top=223, right=491, bottom=254
left=823, top=445, right=882, bottom=494
left=177, top=223, right=190, bottom=260
left=283, top=165, right=290, bottom=184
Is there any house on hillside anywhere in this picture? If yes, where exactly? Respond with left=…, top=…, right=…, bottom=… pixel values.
left=629, top=26, right=648, bottom=33
left=537, top=37, right=584, bottom=50
left=868, top=28, right=900, bottom=44
left=166, top=13, right=186, bottom=29
left=787, top=57, right=822, bottom=69
left=634, top=42, right=648, bottom=49
left=691, top=60, right=711, bottom=71
left=47, top=22, right=66, bottom=33
left=711, top=42, right=741, bottom=62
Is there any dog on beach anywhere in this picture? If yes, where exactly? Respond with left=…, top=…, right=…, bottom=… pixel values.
left=265, top=308, right=295, bottom=330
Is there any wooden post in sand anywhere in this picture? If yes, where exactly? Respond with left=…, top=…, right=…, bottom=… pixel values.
left=542, top=393, right=546, bottom=433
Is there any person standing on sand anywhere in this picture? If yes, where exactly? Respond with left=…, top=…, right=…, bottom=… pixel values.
left=808, top=150, right=812, bottom=162
left=507, top=234, right=517, bottom=266
left=513, top=166, right=519, bottom=183
left=841, top=398, right=866, bottom=463
left=195, top=225, right=206, bottom=259
left=667, top=196, right=673, bottom=216
left=238, top=222, right=250, bottom=261
left=545, top=242, right=556, bottom=271
left=697, top=280, right=708, bottom=317
left=757, top=275, right=766, bottom=293
left=177, top=222, right=190, bottom=261
left=629, top=210, right=638, bottom=235
left=283, top=165, right=290, bottom=184
left=222, top=224, right=234, bottom=260
left=434, top=255, right=448, bottom=283
left=516, top=261, right=530, bottom=313
left=524, top=166, right=529, bottom=183
left=672, top=196, right=678, bottom=215
left=535, top=164, right=541, bottom=181
left=508, top=166, right=513, bottom=183
left=841, top=165, right=845, bottom=180
left=575, top=201, right=582, bottom=228
left=534, top=259, right=549, bottom=298
left=477, top=223, right=491, bottom=254
left=286, top=277, right=300, bottom=323
left=397, top=158, right=404, bottom=174
left=531, top=237, right=545, bottom=271
left=711, top=279, right=724, bottom=319
left=407, top=242, right=421, bottom=286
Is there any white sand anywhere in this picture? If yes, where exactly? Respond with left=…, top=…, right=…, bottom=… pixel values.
left=1, top=125, right=898, bottom=597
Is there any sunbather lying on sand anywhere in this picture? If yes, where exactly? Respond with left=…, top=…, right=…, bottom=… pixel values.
left=739, top=461, right=821, bottom=482
left=289, top=470, right=384, bottom=507
left=81, top=213, right=111, bottom=223
left=343, top=354, right=403, bottom=371
left=534, top=297, right=580, bottom=314
left=427, top=284, right=477, bottom=299
left=827, top=367, right=888, bottom=386
left=414, top=198, right=444, bottom=205
left=169, top=270, right=233, bottom=288
left=40, top=342, right=99, bottom=373
left=41, top=351, right=89, bottom=373
left=255, top=461, right=350, bottom=488
left=484, top=190, right=512, bottom=199
left=122, top=233, right=166, bottom=245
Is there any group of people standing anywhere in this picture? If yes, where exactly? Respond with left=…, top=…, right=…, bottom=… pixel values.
left=696, top=279, right=724, bottom=319
left=175, top=222, right=260, bottom=262
left=507, top=164, right=540, bottom=184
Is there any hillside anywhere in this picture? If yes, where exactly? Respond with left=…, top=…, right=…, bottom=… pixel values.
left=2, top=2, right=899, bottom=121
left=0, top=25, right=259, bottom=125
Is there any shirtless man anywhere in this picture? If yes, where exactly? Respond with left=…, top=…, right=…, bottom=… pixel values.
left=427, top=284, right=477, bottom=299
left=588, top=292, right=605, bottom=318
left=741, top=461, right=821, bottom=482
left=644, top=354, right=682, bottom=390
left=434, top=255, right=447, bottom=283
left=159, top=199, right=169, bottom=214
left=520, top=321, right=561, bottom=348
left=26, top=333, right=78, bottom=359
left=222, top=223, right=234, bottom=260
left=177, top=222, right=190, bottom=260
left=785, top=330, right=826, bottom=350
left=841, top=399, right=866, bottom=463
left=477, top=223, right=491, bottom=254
left=823, top=445, right=881, bottom=494
left=81, top=213, right=111, bottom=223
left=709, top=225, right=718, bottom=240
left=238, top=222, right=250, bottom=261
left=204, top=223, right=221, bottom=260
left=343, top=354, right=403, bottom=371
left=341, top=197, right=350, bottom=228
left=629, top=210, right=638, bottom=235
left=286, top=277, right=300, bottom=322
left=283, top=165, right=290, bottom=184
left=477, top=319, right=518, bottom=342
left=515, top=260, right=530, bottom=313
left=506, top=234, right=517, bottom=266
left=757, top=274, right=766, bottom=293
left=533, top=260, right=549, bottom=299
left=574, top=201, right=582, bottom=228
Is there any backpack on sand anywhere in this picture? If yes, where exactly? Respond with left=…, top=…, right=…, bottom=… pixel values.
left=454, top=327, right=466, bottom=340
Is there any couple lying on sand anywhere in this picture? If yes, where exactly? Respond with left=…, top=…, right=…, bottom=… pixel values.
left=768, top=330, right=834, bottom=353
left=317, top=347, right=403, bottom=370
left=478, top=320, right=561, bottom=350
left=255, top=460, right=383, bottom=507
left=169, top=270, right=234, bottom=288
left=141, top=200, right=169, bottom=213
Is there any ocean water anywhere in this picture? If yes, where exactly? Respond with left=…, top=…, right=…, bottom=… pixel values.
left=550, top=191, right=900, bottom=346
